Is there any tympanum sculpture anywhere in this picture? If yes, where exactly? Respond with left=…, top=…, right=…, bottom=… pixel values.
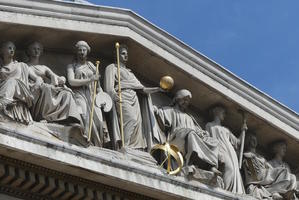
left=67, top=41, right=109, bottom=147
left=242, top=133, right=297, bottom=200
left=205, top=105, right=245, bottom=194
left=269, top=140, right=298, bottom=199
left=0, top=41, right=34, bottom=124
left=104, top=43, right=163, bottom=150
left=154, top=89, right=223, bottom=186
left=27, top=41, right=81, bottom=124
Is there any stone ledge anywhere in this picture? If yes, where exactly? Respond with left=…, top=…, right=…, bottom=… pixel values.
left=0, top=121, right=255, bottom=200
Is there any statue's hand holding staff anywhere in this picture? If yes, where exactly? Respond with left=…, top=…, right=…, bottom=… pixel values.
left=238, top=110, right=248, bottom=169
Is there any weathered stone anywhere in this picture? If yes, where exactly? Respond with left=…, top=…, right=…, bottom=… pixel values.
left=0, top=0, right=297, bottom=200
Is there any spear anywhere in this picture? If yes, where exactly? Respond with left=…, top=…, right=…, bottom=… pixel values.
left=238, top=110, right=248, bottom=169
left=87, top=60, right=100, bottom=142
left=115, top=42, right=124, bottom=148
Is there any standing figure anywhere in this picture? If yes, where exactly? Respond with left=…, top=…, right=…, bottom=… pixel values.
left=104, top=44, right=162, bottom=150
left=0, top=41, right=34, bottom=124
left=243, top=133, right=297, bottom=200
left=27, top=41, right=81, bottom=124
left=154, top=89, right=221, bottom=177
left=205, top=105, right=245, bottom=194
left=67, top=41, right=109, bottom=147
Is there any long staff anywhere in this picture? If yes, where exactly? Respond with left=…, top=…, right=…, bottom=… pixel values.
left=115, top=42, right=125, bottom=148
left=88, top=60, right=100, bottom=142
left=238, top=110, right=247, bottom=169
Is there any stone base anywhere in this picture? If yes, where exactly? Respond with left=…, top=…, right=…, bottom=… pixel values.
left=120, top=147, right=157, bottom=167
left=182, top=165, right=224, bottom=189
left=0, top=120, right=256, bottom=200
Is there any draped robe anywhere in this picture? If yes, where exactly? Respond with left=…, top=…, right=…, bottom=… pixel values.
left=155, top=106, right=219, bottom=169
left=205, top=122, right=245, bottom=194
left=243, top=152, right=297, bottom=199
left=104, top=64, right=163, bottom=150
left=29, top=64, right=81, bottom=124
left=68, top=62, right=109, bottom=146
left=0, top=61, right=33, bottom=124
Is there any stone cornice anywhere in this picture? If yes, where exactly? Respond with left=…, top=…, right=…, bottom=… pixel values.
left=0, top=0, right=297, bottom=133
left=0, top=153, right=153, bottom=200
left=0, top=122, right=255, bottom=200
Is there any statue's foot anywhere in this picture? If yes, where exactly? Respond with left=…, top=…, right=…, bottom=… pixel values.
left=272, top=192, right=283, bottom=200
left=39, top=120, right=48, bottom=123
left=211, top=167, right=222, bottom=176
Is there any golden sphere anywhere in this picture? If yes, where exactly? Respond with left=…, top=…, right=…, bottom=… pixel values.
left=160, top=76, right=174, bottom=90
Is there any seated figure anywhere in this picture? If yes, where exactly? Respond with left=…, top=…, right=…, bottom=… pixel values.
left=242, top=132, right=297, bottom=200
left=268, top=140, right=298, bottom=199
left=27, top=41, right=81, bottom=124
left=154, top=89, right=222, bottom=186
left=269, top=140, right=292, bottom=173
left=0, top=41, right=34, bottom=124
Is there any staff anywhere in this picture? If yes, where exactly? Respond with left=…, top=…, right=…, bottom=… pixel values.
left=115, top=42, right=125, bottom=148
left=87, top=60, right=100, bottom=142
left=238, top=110, right=248, bottom=169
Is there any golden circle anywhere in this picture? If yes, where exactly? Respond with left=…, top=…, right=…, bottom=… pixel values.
left=150, top=143, right=184, bottom=175
left=160, top=76, right=174, bottom=90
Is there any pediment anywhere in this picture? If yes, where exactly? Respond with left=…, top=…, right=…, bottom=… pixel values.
left=0, top=0, right=298, bottom=199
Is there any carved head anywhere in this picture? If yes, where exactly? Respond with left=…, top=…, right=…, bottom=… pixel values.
left=75, top=41, right=91, bottom=61
left=210, top=105, right=226, bottom=122
left=245, top=132, right=258, bottom=150
left=173, top=89, right=192, bottom=110
left=27, top=41, right=43, bottom=58
left=271, top=140, right=287, bottom=158
left=0, top=41, right=15, bottom=59
left=119, top=44, right=128, bottom=63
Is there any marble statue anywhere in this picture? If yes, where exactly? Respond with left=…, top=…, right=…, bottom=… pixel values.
left=205, top=105, right=245, bottom=194
left=242, top=133, right=297, bottom=200
left=67, top=41, right=109, bottom=147
left=268, top=140, right=292, bottom=173
left=104, top=43, right=163, bottom=150
left=27, top=41, right=81, bottom=124
left=0, top=41, right=34, bottom=124
left=154, top=89, right=223, bottom=186
left=269, top=140, right=298, bottom=199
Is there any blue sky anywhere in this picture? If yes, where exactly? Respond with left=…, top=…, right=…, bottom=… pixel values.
left=88, top=0, right=299, bottom=113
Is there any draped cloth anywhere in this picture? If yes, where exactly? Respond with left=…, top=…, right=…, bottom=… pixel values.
left=205, top=123, right=245, bottom=194
left=68, top=62, right=109, bottom=147
left=104, top=64, right=163, bottom=150
left=243, top=152, right=297, bottom=199
left=269, top=159, right=292, bottom=173
left=0, top=61, right=33, bottom=124
left=155, top=106, right=219, bottom=169
left=29, top=65, right=81, bottom=124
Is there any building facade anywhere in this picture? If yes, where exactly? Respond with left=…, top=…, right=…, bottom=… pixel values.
left=0, top=0, right=298, bottom=199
